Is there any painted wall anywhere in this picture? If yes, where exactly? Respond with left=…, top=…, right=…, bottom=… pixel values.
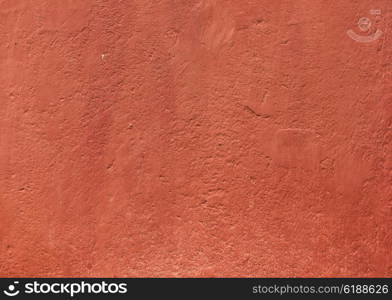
left=0, top=0, right=391, bottom=277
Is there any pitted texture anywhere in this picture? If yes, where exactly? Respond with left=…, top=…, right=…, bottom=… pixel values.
left=0, top=0, right=391, bottom=277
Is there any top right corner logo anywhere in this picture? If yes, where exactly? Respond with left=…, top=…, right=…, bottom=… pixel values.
left=347, top=9, right=383, bottom=43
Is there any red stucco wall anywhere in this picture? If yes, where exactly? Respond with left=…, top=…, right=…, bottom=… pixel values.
left=0, top=0, right=391, bottom=277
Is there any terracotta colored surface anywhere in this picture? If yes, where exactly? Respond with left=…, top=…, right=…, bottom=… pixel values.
left=0, top=0, right=391, bottom=277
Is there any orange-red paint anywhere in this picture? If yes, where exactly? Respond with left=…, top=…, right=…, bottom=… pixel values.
left=0, top=0, right=391, bottom=277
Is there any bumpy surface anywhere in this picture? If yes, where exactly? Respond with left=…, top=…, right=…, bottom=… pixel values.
left=0, top=0, right=391, bottom=277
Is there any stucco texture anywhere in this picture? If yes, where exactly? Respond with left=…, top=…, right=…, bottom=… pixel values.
left=0, top=0, right=391, bottom=277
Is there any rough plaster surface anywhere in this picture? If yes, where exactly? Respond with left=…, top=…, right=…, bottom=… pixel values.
left=0, top=0, right=391, bottom=277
